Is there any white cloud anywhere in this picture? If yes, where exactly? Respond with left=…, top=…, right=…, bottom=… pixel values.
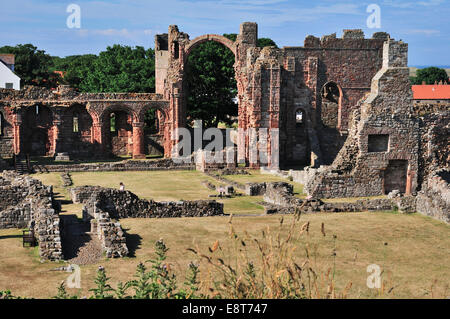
left=382, top=0, right=444, bottom=8
left=404, top=29, right=440, bottom=35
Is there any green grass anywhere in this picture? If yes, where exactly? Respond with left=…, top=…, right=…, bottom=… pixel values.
left=32, top=170, right=267, bottom=216
left=0, top=212, right=449, bottom=298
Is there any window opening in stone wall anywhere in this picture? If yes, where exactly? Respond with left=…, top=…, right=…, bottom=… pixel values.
left=173, top=41, right=179, bottom=59
left=73, top=114, right=79, bottom=133
left=110, top=113, right=116, bottom=133
left=368, top=134, right=389, bottom=152
left=295, top=109, right=304, bottom=126
left=321, top=82, right=340, bottom=103
left=5, top=83, right=13, bottom=89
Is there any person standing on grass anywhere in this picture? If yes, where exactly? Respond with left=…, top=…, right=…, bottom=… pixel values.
left=119, top=182, right=125, bottom=191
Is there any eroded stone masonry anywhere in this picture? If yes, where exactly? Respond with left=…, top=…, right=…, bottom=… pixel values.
left=0, top=22, right=448, bottom=223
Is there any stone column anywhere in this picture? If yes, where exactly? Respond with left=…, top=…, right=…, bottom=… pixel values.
left=405, top=169, right=415, bottom=195
left=132, top=122, right=146, bottom=159
left=12, top=113, right=22, bottom=155
left=91, top=120, right=104, bottom=154
left=51, top=111, right=63, bottom=156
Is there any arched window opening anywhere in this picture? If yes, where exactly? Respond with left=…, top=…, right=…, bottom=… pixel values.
left=110, top=113, right=116, bottom=133
left=295, top=109, right=304, bottom=126
left=321, top=82, right=340, bottom=103
left=144, top=108, right=159, bottom=135
left=73, top=114, right=79, bottom=133
left=173, top=41, right=179, bottom=59
left=320, top=82, right=341, bottom=129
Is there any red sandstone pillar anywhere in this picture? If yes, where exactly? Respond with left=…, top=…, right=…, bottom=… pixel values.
left=405, top=170, right=415, bottom=195
left=132, top=122, right=146, bottom=159
left=12, top=114, right=21, bottom=155
left=51, top=116, right=62, bottom=156
left=91, top=121, right=104, bottom=153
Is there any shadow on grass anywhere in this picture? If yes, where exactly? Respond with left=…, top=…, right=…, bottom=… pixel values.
left=0, top=234, right=22, bottom=240
left=123, top=228, right=142, bottom=258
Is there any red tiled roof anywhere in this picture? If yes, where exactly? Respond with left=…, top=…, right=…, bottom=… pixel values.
left=0, top=54, right=14, bottom=65
left=412, top=84, right=450, bottom=100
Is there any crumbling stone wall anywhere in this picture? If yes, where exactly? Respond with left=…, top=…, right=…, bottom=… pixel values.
left=33, top=158, right=194, bottom=173
left=302, top=39, right=419, bottom=198
left=416, top=169, right=450, bottom=223
left=0, top=171, right=63, bottom=260
left=262, top=181, right=415, bottom=214
left=83, top=203, right=128, bottom=258
left=72, top=186, right=224, bottom=219
left=72, top=185, right=223, bottom=258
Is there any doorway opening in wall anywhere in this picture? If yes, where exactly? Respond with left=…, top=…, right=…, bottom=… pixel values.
left=63, top=104, right=93, bottom=159
left=319, top=81, right=346, bottom=166
left=22, top=105, right=53, bottom=157
left=287, top=108, right=310, bottom=169
left=105, top=110, right=133, bottom=159
left=184, top=36, right=238, bottom=154
left=384, top=160, right=408, bottom=194
left=143, top=108, right=164, bottom=159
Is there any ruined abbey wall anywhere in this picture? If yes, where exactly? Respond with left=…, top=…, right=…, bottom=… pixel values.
left=0, top=171, right=63, bottom=260
left=1, top=22, right=446, bottom=205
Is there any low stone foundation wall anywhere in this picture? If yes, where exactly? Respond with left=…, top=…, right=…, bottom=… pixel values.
left=31, top=158, right=194, bottom=173
left=73, top=186, right=224, bottom=219
left=85, top=205, right=128, bottom=258
left=262, top=181, right=416, bottom=214
left=245, top=183, right=267, bottom=196
left=416, top=169, right=450, bottom=223
left=204, top=171, right=246, bottom=191
left=0, top=171, right=62, bottom=260
left=73, top=185, right=223, bottom=258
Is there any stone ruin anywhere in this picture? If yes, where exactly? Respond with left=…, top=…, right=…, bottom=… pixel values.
left=0, top=172, right=224, bottom=261
left=71, top=186, right=224, bottom=258
left=0, top=171, right=62, bottom=260
left=0, top=22, right=448, bottom=224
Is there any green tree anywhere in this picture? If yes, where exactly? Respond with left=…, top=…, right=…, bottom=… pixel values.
left=0, top=44, right=60, bottom=88
left=51, top=45, right=155, bottom=93
left=84, top=45, right=155, bottom=93
left=185, top=34, right=237, bottom=128
left=410, top=67, right=449, bottom=85
left=51, top=54, right=97, bottom=90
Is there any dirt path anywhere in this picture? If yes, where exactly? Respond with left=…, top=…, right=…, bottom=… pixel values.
left=61, top=215, right=103, bottom=265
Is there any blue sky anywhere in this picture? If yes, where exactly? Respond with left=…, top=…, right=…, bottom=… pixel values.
left=0, top=0, right=448, bottom=66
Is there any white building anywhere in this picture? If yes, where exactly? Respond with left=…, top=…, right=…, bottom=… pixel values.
left=0, top=54, right=20, bottom=90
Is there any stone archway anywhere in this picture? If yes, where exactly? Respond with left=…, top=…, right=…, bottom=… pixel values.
left=137, top=105, right=170, bottom=158
left=184, top=35, right=237, bottom=63
left=21, top=105, right=54, bottom=156
left=180, top=35, right=239, bottom=129
left=100, top=105, right=137, bottom=157
left=61, top=104, right=93, bottom=157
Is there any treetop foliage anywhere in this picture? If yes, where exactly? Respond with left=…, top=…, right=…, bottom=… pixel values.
left=410, top=66, right=449, bottom=85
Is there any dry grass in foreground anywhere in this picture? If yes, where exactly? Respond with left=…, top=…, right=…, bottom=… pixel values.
left=0, top=211, right=449, bottom=298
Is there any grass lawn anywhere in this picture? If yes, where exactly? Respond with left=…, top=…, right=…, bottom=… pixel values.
left=0, top=212, right=449, bottom=298
left=32, top=170, right=267, bottom=216
left=1, top=169, right=448, bottom=299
